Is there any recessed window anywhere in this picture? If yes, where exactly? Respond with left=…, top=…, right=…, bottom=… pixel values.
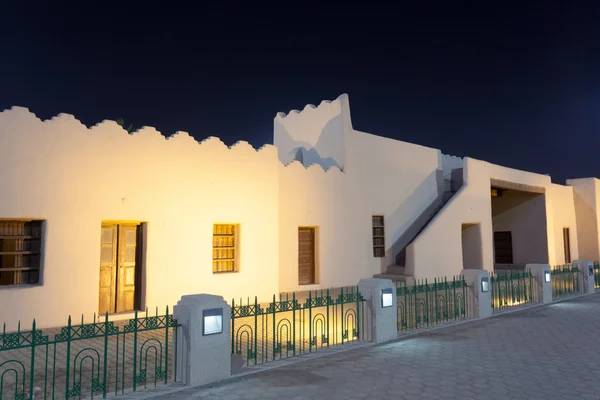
left=213, top=224, right=237, bottom=273
left=0, top=220, right=43, bottom=286
left=372, top=216, right=385, bottom=258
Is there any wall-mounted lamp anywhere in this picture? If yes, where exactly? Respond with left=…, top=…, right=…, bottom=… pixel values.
left=480, top=277, right=489, bottom=293
left=544, top=271, right=551, bottom=283
left=381, top=288, right=393, bottom=308
left=203, top=308, right=224, bottom=336
left=589, top=265, right=594, bottom=277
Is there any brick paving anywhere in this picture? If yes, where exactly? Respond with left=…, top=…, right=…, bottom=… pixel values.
left=154, top=294, right=600, bottom=400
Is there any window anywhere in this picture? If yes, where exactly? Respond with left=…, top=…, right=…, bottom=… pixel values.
left=0, top=220, right=43, bottom=286
left=563, top=227, right=571, bottom=264
left=298, top=227, right=316, bottom=285
left=372, top=216, right=385, bottom=257
left=213, top=224, right=237, bottom=273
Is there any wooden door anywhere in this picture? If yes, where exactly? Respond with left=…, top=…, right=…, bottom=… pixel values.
left=99, top=225, right=117, bottom=315
left=99, top=223, right=142, bottom=314
left=563, top=228, right=571, bottom=264
left=493, top=231, right=513, bottom=264
left=116, top=225, right=139, bottom=313
left=298, top=228, right=316, bottom=285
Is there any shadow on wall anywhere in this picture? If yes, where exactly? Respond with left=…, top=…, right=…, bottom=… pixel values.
left=292, top=147, right=340, bottom=171
left=381, top=169, right=441, bottom=273
left=275, top=114, right=344, bottom=171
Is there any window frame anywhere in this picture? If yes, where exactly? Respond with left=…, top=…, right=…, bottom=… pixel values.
left=212, top=223, right=239, bottom=273
left=0, top=219, right=45, bottom=288
left=372, top=215, right=385, bottom=258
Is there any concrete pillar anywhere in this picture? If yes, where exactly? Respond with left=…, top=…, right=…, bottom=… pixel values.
left=526, top=264, right=552, bottom=304
left=573, top=260, right=595, bottom=294
left=460, top=269, right=492, bottom=318
left=358, top=278, right=397, bottom=344
left=174, top=294, right=231, bottom=387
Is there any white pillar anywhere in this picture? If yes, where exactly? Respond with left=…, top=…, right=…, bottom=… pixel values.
left=174, top=294, right=231, bottom=387
left=526, top=264, right=552, bottom=303
left=573, top=260, right=595, bottom=294
left=460, top=269, right=492, bottom=318
left=358, top=278, right=397, bottom=344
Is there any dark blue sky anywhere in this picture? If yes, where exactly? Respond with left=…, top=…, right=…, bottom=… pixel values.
left=1, top=2, right=599, bottom=183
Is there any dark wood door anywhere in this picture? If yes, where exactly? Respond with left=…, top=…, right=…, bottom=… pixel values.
left=494, top=231, right=513, bottom=264
left=563, top=228, right=571, bottom=264
left=298, top=228, right=315, bottom=285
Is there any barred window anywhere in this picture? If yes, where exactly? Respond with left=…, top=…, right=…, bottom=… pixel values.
left=213, top=224, right=238, bottom=273
left=372, top=216, right=385, bottom=258
left=0, top=220, right=43, bottom=286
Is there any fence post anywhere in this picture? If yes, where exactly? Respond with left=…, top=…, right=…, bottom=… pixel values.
left=460, top=269, right=492, bottom=318
left=573, top=260, right=595, bottom=294
left=526, top=264, right=552, bottom=303
left=358, top=278, right=396, bottom=344
left=173, top=294, right=231, bottom=387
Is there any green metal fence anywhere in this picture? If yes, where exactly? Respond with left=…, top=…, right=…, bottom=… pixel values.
left=395, top=276, right=470, bottom=332
left=552, top=265, right=581, bottom=299
left=490, top=270, right=534, bottom=312
left=0, top=308, right=179, bottom=400
left=594, top=262, right=600, bottom=289
left=231, top=286, right=365, bottom=367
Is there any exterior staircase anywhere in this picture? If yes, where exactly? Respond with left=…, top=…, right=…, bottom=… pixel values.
left=374, top=168, right=463, bottom=283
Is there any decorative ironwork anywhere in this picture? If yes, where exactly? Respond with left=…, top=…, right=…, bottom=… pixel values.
left=396, top=276, right=471, bottom=332
left=551, top=264, right=581, bottom=299
left=490, top=270, right=535, bottom=311
left=230, top=286, right=365, bottom=367
left=0, top=307, right=180, bottom=399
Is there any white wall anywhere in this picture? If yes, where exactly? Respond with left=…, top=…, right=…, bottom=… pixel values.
left=274, top=94, right=351, bottom=171
left=275, top=94, right=441, bottom=292
left=0, top=107, right=281, bottom=330
left=406, top=158, right=578, bottom=279
left=1, top=94, right=590, bottom=329
left=567, top=178, right=600, bottom=261
left=546, top=183, right=579, bottom=265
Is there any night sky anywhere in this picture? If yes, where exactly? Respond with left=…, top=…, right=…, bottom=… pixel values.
left=1, top=3, right=599, bottom=183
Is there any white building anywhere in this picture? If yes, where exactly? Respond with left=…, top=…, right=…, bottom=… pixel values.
left=1, top=94, right=599, bottom=330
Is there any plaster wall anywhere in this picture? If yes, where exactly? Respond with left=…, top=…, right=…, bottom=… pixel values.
left=567, top=178, right=600, bottom=261
left=275, top=95, right=441, bottom=290
left=0, top=107, right=281, bottom=330
left=406, top=158, right=575, bottom=279
left=546, top=183, right=579, bottom=265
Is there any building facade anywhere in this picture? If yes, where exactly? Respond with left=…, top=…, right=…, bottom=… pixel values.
left=0, top=94, right=597, bottom=329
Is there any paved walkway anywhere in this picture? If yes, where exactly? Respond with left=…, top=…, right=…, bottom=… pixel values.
left=155, top=294, right=600, bottom=400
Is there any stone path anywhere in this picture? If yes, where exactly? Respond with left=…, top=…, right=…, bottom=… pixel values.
left=155, top=294, right=600, bottom=400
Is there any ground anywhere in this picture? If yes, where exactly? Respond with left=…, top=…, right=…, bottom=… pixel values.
left=154, top=294, right=600, bottom=400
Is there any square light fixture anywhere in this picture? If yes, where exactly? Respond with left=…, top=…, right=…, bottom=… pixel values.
left=480, top=277, right=489, bottom=293
left=544, top=271, right=551, bottom=283
left=203, top=308, right=224, bottom=336
left=381, top=288, right=393, bottom=308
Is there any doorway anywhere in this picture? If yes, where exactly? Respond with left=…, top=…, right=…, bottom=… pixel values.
left=493, top=231, right=513, bottom=264
left=98, top=223, right=144, bottom=314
